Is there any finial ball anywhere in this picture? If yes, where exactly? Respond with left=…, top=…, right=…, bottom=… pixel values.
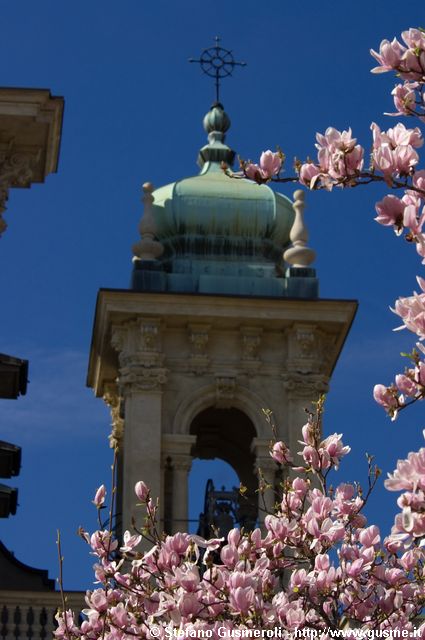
left=293, top=189, right=305, bottom=202
left=143, top=182, right=154, bottom=194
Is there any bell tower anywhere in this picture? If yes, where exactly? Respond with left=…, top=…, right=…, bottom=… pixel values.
left=87, top=101, right=356, bottom=537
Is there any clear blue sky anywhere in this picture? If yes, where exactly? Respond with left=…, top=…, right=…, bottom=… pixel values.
left=1, top=0, right=425, bottom=590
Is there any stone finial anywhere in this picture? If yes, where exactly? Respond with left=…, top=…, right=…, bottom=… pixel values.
left=283, top=190, right=316, bottom=268
left=197, top=104, right=235, bottom=168
left=203, top=103, right=231, bottom=139
left=132, top=182, right=164, bottom=261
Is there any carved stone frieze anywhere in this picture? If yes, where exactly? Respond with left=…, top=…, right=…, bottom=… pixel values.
left=103, top=383, right=124, bottom=449
left=139, top=318, right=161, bottom=351
left=285, top=324, right=324, bottom=374
left=111, top=324, right=127, bottom=353
left=188, top=323, right=210, bottom=373
left=215, top=375, right=236, bottom=408
left=240, top=326, right=262, bottom=371
left=282, top=373, right=329, bottom=399
left=137, top=318, right=163, bottom=367
left=320, top=333, right=338, bottom=371
left=296, top=327, right=316, bottom=356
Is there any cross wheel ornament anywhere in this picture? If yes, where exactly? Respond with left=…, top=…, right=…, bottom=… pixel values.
left=189, top=37, right=246, bottom=103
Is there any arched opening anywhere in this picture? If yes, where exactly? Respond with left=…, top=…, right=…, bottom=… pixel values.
left=189, top=407, right=258, bottom=535
left=188, top=458, right=239, bottom=534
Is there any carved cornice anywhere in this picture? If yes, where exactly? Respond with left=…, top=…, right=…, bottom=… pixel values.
left=0, top=148, right=34, bottom=234
left=0, top=89, right=64, bottom=235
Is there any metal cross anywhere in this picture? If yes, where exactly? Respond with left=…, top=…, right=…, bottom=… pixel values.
left=189, top=37, right=247, bottom=103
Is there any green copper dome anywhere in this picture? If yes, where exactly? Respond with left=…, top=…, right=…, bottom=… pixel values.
left=152, top=163, right=294, bottom=263
left=132, top=104, right=317, bottom=298
left=152, top=103, right=293, bottom=269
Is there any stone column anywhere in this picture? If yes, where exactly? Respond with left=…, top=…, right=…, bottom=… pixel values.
left=162, top=434, right=196, bottom=534
left=121, top=385, right=165, bottom=536
left=283, top=323, right=329, bottom=459
left=111, top=320, right=168, bottom=539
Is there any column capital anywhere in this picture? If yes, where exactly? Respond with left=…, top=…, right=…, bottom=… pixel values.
left=170, top=455, right=193, bottom=473
left=119, top=364, right=168, bottom=394
left=162, top=433, right=197, bottom=455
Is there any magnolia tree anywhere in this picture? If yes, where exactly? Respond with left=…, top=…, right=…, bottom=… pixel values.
left=57, top=29, right=425, bottom=639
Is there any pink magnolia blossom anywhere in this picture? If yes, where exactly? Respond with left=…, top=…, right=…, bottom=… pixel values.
left=315, top=127, right=364, bottom=181
left=370, top=38, right=405, bottom=73
left=374, top=194, right=405, bottom=229
left=373, top=384, right=398, bottom=410
left=244, top=150, right=282, bottom=182
left=389, top=82, right=418, bottom=116
left=385, top=123, right=423, bottom=148
left=321, top=433, right=351, bottom=468
left=413, top=169, right=425, bottom=196
left=135, top=480, right=149, bottom=501
left=371, top=122, right=422, bottom=178
left=259, top=150, right=283, bottom=177
left=120, top=531, right=142, bottom=553
left=270, top=440, right=293, bottom=464
left=299, top=162, right=321, bottom=188
left=385, top=448, right=425, bottom=492
left=401, top=28, right=425, bottom=51
left=395, top=373, right=417, bottom=397
left=392, top=277, right=425, bottom=339
left=93, top=484, right=106, bottom=508
left=358, top=524, right=381, bottom=547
